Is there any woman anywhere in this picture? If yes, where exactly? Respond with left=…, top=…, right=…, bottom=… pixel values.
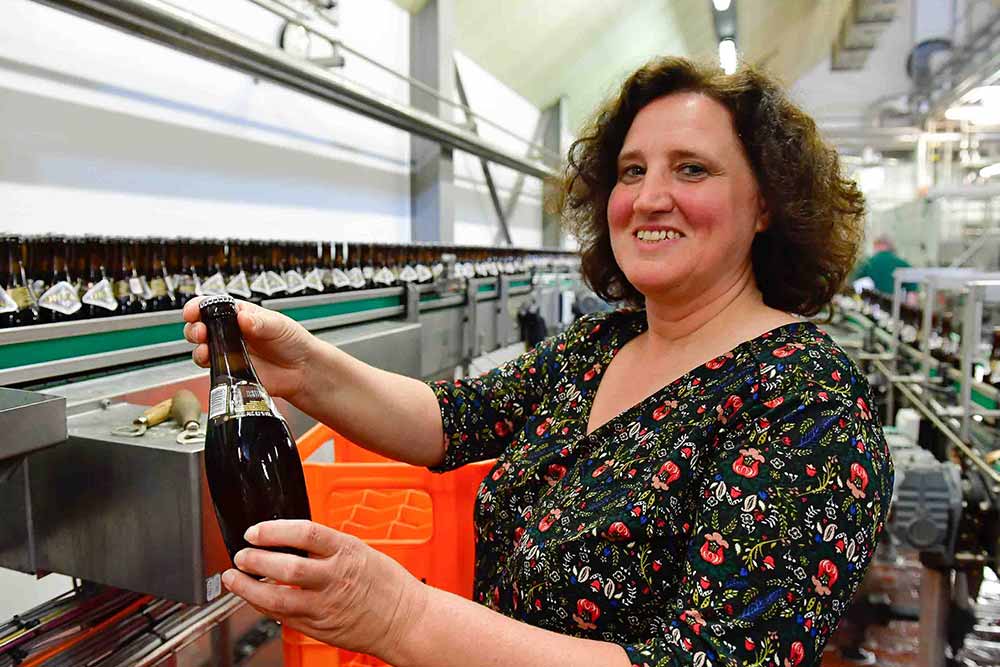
left=183, top=57, right=891, bottom=667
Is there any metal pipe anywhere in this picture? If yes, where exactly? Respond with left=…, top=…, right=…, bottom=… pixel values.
left=873, top=358, right=1000, bottom=486
left=31, top=0, right=554, bottom=179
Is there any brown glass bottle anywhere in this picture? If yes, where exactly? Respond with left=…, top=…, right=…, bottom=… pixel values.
left=200, top=294, right=312, bottom=566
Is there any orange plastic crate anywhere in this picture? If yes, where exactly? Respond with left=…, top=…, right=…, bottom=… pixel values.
left=283, top=425, right=492, bottom=667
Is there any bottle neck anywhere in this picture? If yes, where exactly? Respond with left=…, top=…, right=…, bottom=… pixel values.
left=205, top=313, right=260, bottom=386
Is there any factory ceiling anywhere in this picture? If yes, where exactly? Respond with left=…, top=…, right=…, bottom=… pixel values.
left=391, top=0, right=854, bottom=132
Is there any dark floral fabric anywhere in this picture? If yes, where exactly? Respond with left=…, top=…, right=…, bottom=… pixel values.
left=428, top=309, right=893, bottom=667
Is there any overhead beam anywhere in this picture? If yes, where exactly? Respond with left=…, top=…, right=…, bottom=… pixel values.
left=541, top=97, right=567, bottom=249
left=31, top=0, right=554, bottom=180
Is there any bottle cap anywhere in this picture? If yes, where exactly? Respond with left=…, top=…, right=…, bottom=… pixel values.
left=198, top=294, right=237, bottom=310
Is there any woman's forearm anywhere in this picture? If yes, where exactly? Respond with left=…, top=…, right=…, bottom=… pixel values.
left=293, top=338, right=446, bottom=467
left=387, top=586, right=631, bottom=667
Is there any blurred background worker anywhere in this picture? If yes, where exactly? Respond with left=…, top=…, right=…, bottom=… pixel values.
left=853, top=235, right=911, bottom=295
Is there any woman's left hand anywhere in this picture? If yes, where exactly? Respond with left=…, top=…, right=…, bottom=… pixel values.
left=223, top=520, right=427, bottom=658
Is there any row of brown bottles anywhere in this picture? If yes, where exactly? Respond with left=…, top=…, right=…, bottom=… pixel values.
left=0, top=236, right=576, bottom=329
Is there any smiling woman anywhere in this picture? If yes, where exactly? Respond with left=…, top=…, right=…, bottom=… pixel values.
left=557, top=56, right=866, bottom=317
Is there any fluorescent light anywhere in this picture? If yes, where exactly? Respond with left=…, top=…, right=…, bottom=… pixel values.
left=981, top=163, right=1000, bottom=179
left=713, top=0, right=732, bottom=10
left=719, top=39, right=737, bottom=74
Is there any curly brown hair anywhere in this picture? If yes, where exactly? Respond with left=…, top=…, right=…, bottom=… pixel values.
left=556, top=56, right=865, bottom=316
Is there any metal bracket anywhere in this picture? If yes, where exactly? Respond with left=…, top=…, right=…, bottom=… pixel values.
left=463, top=279, right=480, bottom=363
left=497, top=275, right=511, bottom=346
left=405, top=282, right=420, bottom=323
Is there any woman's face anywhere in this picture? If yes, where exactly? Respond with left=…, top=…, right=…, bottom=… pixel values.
left=607, top=91, right=768, bottom=305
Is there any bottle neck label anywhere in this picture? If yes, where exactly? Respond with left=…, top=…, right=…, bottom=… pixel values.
left=251, top=270, right=287, bottom=296
left=373, top=267, right=395, bottom=286
left=197, top=272, right=227, bottom=296
left=83, top=278, right=118, bottom=312
left=347, top=267, right=366, bottom=289
left=398, top=265, right=418, bottom=283
left=209, top=380, right=284, bottom=424
left=304, top=268, right=325, bottom=292
left=39, top=281, right=83, bottom=315
left=331, top=268, right=351, bottom=289
left=284, top=270, right=306, bottom=294
left=415, top=264, right=433, bottom=283
left=226, top=270, right=252, bottom=299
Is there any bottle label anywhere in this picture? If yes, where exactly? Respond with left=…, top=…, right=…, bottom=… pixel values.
left=115, top=279, right=131, bottom=299
left=348, top=267, right=366, bottom=290
left=251, top=271, right=287, bottom=297
left=284, top=270, right=306, bottom=294
left=176, top=274, right=197, bottom=297
left=331, top=268, right=351, bottom=289
left=226, top=271, right=252, bottom=299
left=128, top=277, right=144, bottom=296
left=304, top=268, right=325, bottom=292
left=82, top=278, right=118, bottom=312
left=432, top=263, right=445, bottom=279
left=0, top=287, right=19, bottom=314
left=399, top=266, right=418, bottom=283
left=39, top=281, right=83, bottom=315
left=320, top=268, right=333, bottom=288
left=198, top=272, right=227, bottom=296
left=362, top=266, right=374, bottom=281
left=4, top=286, right=30, bottom=312
left=149, top=277, right=168, bottom=298
left=415, top=264, right=433, bottom=283
left=209, top=381, right=284, bottom=424
left=374, top=267, right=395, bottom=286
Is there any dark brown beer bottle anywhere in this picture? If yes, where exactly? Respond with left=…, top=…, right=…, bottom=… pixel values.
left=200, top=294, right=312, bottom=566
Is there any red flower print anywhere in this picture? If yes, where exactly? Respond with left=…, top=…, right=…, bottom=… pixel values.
left=772, top=343, right=806, bottom=358
left=652, top=559, right=662, bottom=571
left=698, top=576, right=711, bottom=590
left=652, top=400, right=679, bottom=421
left=805, top=463, right=817, bottom=477
left=680, top=446, right=692, bottom=458
left=817, top=391, right=828, bottom=401
left=538, top=509, right=561, bottom=532
left=784, top=641, right=805, bottom=667
left=602, top=521, right=632, bottom=542
left=544, top=463, right=567, bottom=486
left=705, top=352, right=733, bottom=370
left=652, top=460, right=681, bottom=490
left=847, top=462, right=869, bottom=499
left=700, top=532, right=729, bottom=565
left=732, top=448, right=764, bottom=478
left=680, top=609, right=706, bottom=635
left=592, top=459, right=615, bottom=478
left=535, top=417, right=553, bottom=437
left=762, top=555, right=775, bottom=570
left=583, top=363, right=602, bottom=382
left=856, top=396, right=872, bottom=420
left=729, top=486, right=742, bottom=499
left=811, top=559, right=839, bottom=595
left=493, top=419, right=512, bottom=437
left=716, top=395, right=744, bottom=424
left=513, top=526, right=525, bottom=546
left=491, top=461, right=511, bottom=481
left=590, top=324, right=601, bottom=335
left=573, top=599, right=600, bottom=630
left=832, top=370, right=841, bottom=382
left=763, top=396, right=784, bottom=409
left=745, top=637, right=756, bottom=651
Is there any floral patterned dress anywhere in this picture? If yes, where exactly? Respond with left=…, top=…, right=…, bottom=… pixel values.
left=428, top=309, right=893, bottom=667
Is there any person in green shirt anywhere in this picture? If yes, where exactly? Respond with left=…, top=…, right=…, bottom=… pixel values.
left=853, top=236, right=910, bottom=294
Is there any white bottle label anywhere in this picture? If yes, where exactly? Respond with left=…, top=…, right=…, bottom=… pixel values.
left=39, top=281, right=83, bottom=315
left=331, top=268, right=351, bottom=289
left=198, top=272, right=227, bottom=296
left=226, top=271, right=252, bottom=299
left=250, top=271, right=287, bottom=297
left=362, top=266, right=374, bottom=281
left=0, top=287, right=20, bottom=314
left=374, top=267, right=395, bottom=286
left=82, top=278, right=118, bottom=312
left=432, top=263, right=445, bottom=279
left=129, top=277, right=144, bottom=296
left=284, top=270, right=306, bottom=294
left=305, top=268, right=325, bottom=292
left=398, top=266, right=418, bottom=283
left=415, top=265, right=433, bottom=283
left=348, top=267, right=366, bottom=289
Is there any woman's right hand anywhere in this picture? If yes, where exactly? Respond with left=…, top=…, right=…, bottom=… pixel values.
left=182, top=297, right=317, bottom=402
